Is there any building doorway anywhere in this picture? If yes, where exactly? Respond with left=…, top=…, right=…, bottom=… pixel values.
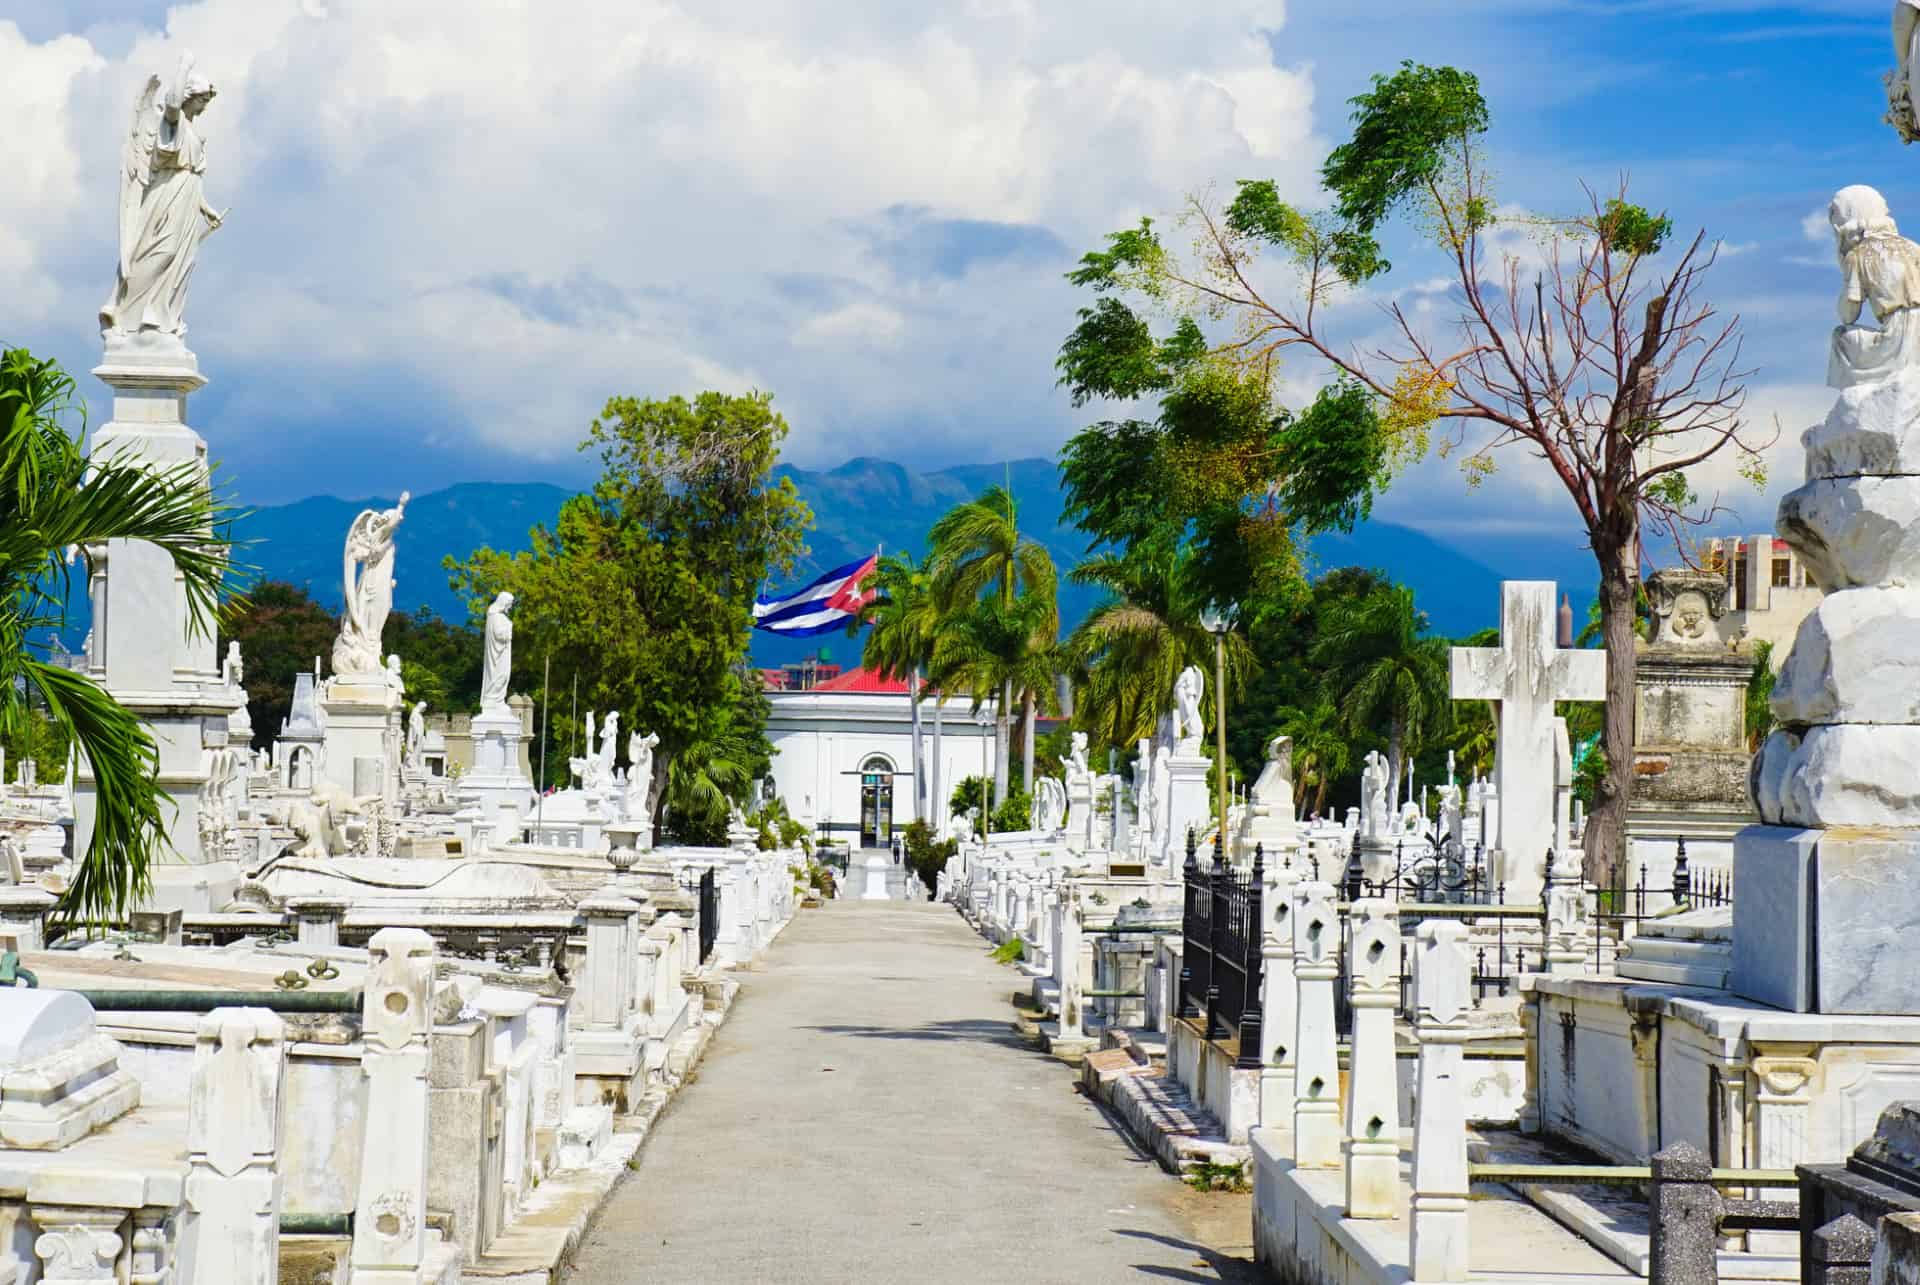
left=859, top=755, right=894, bottom=847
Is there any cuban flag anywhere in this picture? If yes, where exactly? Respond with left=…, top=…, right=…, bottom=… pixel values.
left=753, top=554, right=879, bottom=637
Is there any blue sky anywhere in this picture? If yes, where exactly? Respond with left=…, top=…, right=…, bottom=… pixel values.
left=1, top=1, right=1910, bottom=566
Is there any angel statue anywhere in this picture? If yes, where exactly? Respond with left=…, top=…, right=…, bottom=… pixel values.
left=1893, top=1, right=1920, bottom=143
left=1828, top=185, right=1920, bottom=388
left=330, top=494, right=409, bottom=677
left=101, top=55, right=226, bottom=339
left=625, top=730, right=661, bottom=820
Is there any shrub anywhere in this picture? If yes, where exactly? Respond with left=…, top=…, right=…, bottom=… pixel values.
left=901, top=820, right=957, bottom=896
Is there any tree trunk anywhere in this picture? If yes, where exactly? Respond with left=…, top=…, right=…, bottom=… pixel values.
left=1584, top=535, right=1639, bottom=890
left=908, top=669, right=926, bottom=825
left=994, top=680, right=1010, bottom=806
left=1021, top=690, right=1036, bottom=794
left=930, top=695, right=944, bottom=837
left=1386, top=715, right=1406, bottom=814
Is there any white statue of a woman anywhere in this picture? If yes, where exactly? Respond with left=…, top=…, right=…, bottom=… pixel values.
left=1829, top=185, right=1920, bottom=388
left=479, top=591, right=514, bottom=714
left=331, top=493, right=409, bottom=677
left=625, top=730, right=660, bottom=820
left=102, top=55, right=225, bottom=339
left=1892, top=2, right=1920, bottom=143
left=1172, top=665, right=1205, bottom=756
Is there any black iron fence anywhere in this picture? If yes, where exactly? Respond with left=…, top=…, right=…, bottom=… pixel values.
left=1177, top=834, right=1265, bottom=1068
left=697, top=866, right=719, bottom=965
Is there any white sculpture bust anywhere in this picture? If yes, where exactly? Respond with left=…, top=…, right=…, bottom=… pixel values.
left=1828, top=185, right=1920, bottom=388
left=1065, top=731, right=1091, bottom=788
left=479, top=591, right=515, bottom=715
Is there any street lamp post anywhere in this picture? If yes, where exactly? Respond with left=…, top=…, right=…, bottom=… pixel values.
left=1199, top=606, right=1236, bottom=859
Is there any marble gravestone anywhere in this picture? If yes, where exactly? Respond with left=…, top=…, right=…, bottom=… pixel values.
left=1450, top=581, right=1605, bottom=905
left=1737, top=185, right=1920, bottom=1014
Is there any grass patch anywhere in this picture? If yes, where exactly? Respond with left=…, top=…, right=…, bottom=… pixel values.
left=990, top=938, right=1026, bottom=965
left=1184, top=1160, right=1250, bottom=1193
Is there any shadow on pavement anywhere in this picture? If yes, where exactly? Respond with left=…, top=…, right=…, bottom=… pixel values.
left=799, top=1019, right=1027, bottom=1046
left=1111, top=1228, right=1265, bottom=1282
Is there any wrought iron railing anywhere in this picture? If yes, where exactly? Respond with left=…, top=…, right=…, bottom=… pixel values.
left=1177, top=833, right=1264, bottom=1068
left=697, top=866, right=719, bottom=965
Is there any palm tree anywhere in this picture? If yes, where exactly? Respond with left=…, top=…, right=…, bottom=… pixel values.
left=1311, top=583, right=1451, bottom=805
left=926, top=484, right=1058, bottom=798
left=857, top=551, right=943, bottom=827
left=0, top=348, right=232, bottom=928
left=1066, top=548, right=1252, bottom=751
left=925, top=594, right=1061, bottom=799
left=1278, top=697, right=1350, bottom=818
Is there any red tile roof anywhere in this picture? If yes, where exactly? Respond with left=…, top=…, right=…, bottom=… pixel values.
left=810, top=667, right=911, bottom=694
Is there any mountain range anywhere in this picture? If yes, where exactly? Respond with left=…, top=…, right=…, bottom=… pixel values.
left=51, top=458, right=1597, bottom=664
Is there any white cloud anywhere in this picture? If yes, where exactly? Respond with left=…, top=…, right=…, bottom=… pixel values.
left=0, top=2, right=1324, bottom=487
left=1803, top=207, right=1831, bottom=244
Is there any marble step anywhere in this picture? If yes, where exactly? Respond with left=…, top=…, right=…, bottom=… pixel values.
left=1087, top=1061, right=1248, bottom=1176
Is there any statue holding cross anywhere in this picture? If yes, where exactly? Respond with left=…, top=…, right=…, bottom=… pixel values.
left=1450, top=582, right=1606, bottom=905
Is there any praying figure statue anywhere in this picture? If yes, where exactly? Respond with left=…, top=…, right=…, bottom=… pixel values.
left=331, top=494, right=409, bottom=677
left=479, top=590, right=515, bottom=714
left=1828, top=185, right=1920, bottom=388
left=1172, top=665, right=1205, bottom=756
left=102, top=54, right=225, bottom=339
left=406, top=700, right=427, bottom=774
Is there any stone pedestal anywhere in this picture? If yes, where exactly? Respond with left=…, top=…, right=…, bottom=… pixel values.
left=1734, top=824, right=1920, bottom=1014
left=321, top=677, right=402, bottom=806
left=73, top=339, right=244, bottom=879
left=1291, top=881, right=1340, bottom=1169
left=0, top=886, right=57, bottom=951
left=456, top=707, right=535, bottom=844
left=860, top=851, right=891, bottom=901
left=1161, top=753, right=1211, bottom=867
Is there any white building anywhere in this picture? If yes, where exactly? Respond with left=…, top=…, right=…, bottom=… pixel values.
left=764, top=668, right=998, bottom=847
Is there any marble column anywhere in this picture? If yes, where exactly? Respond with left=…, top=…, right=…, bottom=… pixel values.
left=1411, top=921, right=1473, bottom=1283
left=1058, top=891, right=1084, bottom=1040
left=288, top=897, right=348, bottom=951
left=1345, top=898, right=1401, bottom=1218
left=179, top=1007, right=286, bottom=1284
left=350, top=928, right=435, bottom=1283
left=1258, top=849, right=1299, bottom=1126
left=1291, top=880, right=1340, bottom=1168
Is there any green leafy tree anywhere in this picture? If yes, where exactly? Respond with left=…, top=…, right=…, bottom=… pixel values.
left=926, top=485, right=1058, bottom=799
left=451, top=391, right=810, bottom=842
left=856, top=551, right=943, bottom=826
left=1081, top=60, right=1770, bottom=883
left=383, top=606, right=483, bottom=711
left=1275, top=697, right=1351, bottom=819
left=1, top=348, right=233, bottom=927
left=1746, top=640, right=1777, bottom=751
left=925, top=594, right=1061, bottom=801
left=949, top=775, right=989, bottom=821
left=1066, top=547, right=1251, bottom=755
left=1310, top=583, right=1451, bottom=805
left=219, top=581, right=339, bottom=750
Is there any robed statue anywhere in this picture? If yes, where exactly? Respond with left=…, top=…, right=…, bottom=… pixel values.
left=331, top=494, right=409, bottom=677
left=480, top=591, right=515, bottom=714
left=1829, top=185, right=1920, bottom=388
left=102, top=54, right=225, bottom=339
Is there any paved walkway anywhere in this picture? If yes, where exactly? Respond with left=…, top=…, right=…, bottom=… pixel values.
left=566, top=901, right=1260, bottom=1284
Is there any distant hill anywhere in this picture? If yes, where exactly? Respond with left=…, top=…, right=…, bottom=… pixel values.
left=48, top=460, right=1588, bottom=666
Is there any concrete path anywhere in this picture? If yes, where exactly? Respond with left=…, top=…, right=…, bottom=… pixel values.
left=566, top=901, right=1261, bottom=1284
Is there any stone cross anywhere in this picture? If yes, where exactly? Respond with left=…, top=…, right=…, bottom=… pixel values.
left=1450, top=582, right=1605, bottom=901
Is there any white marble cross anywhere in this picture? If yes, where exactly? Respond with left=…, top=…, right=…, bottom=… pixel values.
left=1450, top=582, right=1605, bottom=902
